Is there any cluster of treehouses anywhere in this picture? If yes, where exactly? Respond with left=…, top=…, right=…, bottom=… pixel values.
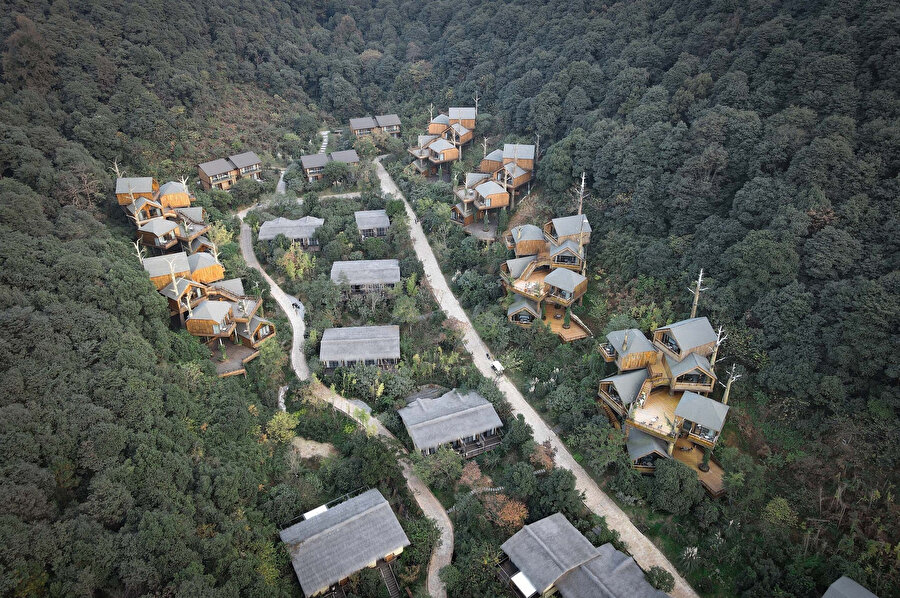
left=451, top=142, right=536, bottom=229
left=114, top=174, right=275, bottom=377
left=597, top=315, right=738, bottom=496
left=407, top=106, right=477, bottom=177
left=502, top=214, right=593, bottom=343
left=196, top=150, right=263, bottom=191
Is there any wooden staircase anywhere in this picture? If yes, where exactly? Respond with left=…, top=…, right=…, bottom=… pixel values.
left=599, top=400, right=621, bottom=429
left=377, top=560, right=402, bottom=598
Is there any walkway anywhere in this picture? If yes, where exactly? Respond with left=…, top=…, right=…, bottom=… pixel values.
left=375, top=157, right=699, bottom=598
left=318, top=129, right=329, bottom=153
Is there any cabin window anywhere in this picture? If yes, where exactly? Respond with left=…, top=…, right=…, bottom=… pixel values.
left=364, top=359, right=376, bottom=366
left=692, top=424, right=717, bottom=442
left=660, top=332, right=680, bottom=354
left=555, top=254, right=578, bottom=265
left=679, top=372, right=710, bottom=385
left=212, top=324, right=220, bottom=334
left=514, top=312, right=534, bottom=323
left=259, top=325, right=271, bottom=338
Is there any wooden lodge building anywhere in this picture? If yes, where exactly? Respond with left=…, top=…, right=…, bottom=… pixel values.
left=349, top=114, right=402, bottom=138
left=197, top=151, right=262, bottom=191
left=257, top=216, right=325, bottom=250
left=398, top=389, right=503, bottom=458
left=354, top=209, right=390, bottom=240
left=498, top=513, right=667, bottom=598
left=319, top=325, right=401, bottom=371
left=330, top=259, right=400, bottom=294
left=279, top=489, right=409, bottom=598
left=500, top=214, right=592, bottom=343
left=597, top=316, right=730, bottom=496
left=299, top=149, right=360, bottom=182
left=407, top=106, right=477, bottom=176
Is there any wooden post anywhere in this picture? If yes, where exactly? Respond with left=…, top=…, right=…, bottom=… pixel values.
left=577, top=172, right=587, bottom=276
left=482, top=137, right=488, bottom=160
left=710, top=325, right=727, bottom=367
left=167, top=258, right=185, bottom=327
left=688, top=269, right=706, bottom=319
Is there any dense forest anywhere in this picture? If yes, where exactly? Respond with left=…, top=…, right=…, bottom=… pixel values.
left=1, top=0, right=898, bottom=596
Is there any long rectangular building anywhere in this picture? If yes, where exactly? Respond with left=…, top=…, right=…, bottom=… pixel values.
left=330, top=259, right=400, bottom=292
left=319, top=325, right=400, bottom=370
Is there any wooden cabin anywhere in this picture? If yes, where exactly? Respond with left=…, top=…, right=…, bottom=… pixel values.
left=427, top=113, right=450, bottom=135
left=664, top=353, right=717, bottom=394
left=137, top=217, right=179, bottom=250
left=354, top=210, right=390, bottom=240
left=124, top=197, right=172, bottom=227
left=319, top=325, right=400, bottom=371
left=598, top=369, right=650, bottom=419
left=506, top=224, right=546, bottom=257
left=502, top=143, right=536, bottom=172
left=544, top=214, right=591, bottom=246
left=507, top=296, right=540, bottom=326
left=479, top=149, right=503, bottom=175
left=652, top=317, right=717, bottom=360
left=236, top=316, right=276, bottom=348
left=330, top=260, right=400, bottom=294
left=473, top=180, right=510, bottom=211
left=174, top=207, right=210, bottom=243
left=674, top=391, right=730, bottom=449
left=428, top=138, right=459, bottom=164
left=257, top=216, right=324, bottom=250
left=398, top=389, right=503, bottom=458
left=497, top=161, right=533, bottom=191
left=115, top=177, right=158, bottom=206
left=549, top=240, right=584, bottom=270
left=159, top=277, right=207, bottom=317
left=445, top=122, right=473, bottom=146
left=300, top=153, right=329, bottom=182
left=626, top=428, right=672, bottom=473
left=349, top=116, right=377, bottom=137
left=155, top=181, right=192, bottom=208
left=185, top=300, right=235, bottom=341
left=448, top=107, right=476, bottom=131
left=374, top=114, right=401, bottom=137
left=188, top=252, right=225, bottom=284
left=142, top=252, right=191, bottom=291
left=543, top=267, right=587, bottom=307
left=197, top=151, right=262, bottom=191
left=188, top=236, right=216, bottom=255
left=450, top=202, right=475, bottom=226
left=600, top=328, right=658, bottom=372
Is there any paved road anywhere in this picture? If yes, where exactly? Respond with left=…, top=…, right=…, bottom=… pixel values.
left=375, top=157, right=699, bottom=598
left=275, top=169, right=286, bottom=195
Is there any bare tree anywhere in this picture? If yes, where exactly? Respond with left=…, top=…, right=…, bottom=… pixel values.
left=687, top=269, right=707, bottom=319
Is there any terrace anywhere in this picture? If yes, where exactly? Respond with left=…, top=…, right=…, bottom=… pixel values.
left=543, top=303, right=591, bottom=342
left=510, top=267, right=548, bottom=301
left=628, top=388, right=681, bottom=441
left=209, top=340, right=259, bottom=377
left=673, top=437, right=725, bottom=497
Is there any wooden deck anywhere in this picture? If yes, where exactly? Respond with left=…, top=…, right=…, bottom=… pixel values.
left=629, top=388, right=681, bottom=440
left=511, top=268, right=548, bottom=300
left=209, top=340, right=259, bottom=377
left=673, top=437, right=726, bottom=497
left=544, top=304, right=590, bottom=342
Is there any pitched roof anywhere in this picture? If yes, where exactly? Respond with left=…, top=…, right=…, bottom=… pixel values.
left=675, top=391, right=730, bottom=432
left=157, top=181, right=189, bottom=197
left=549, top=239, right=583, bottom=258
left=448, top=107, right=477, bottom=120
left=511, top=224, right=544, bottom=242
left=188, top=300, right=231, bottom=323
left=501, top=513, right=600, bottom=594
left=555, top=543, right=670, bottom=598
left=198, top=158, right=235, bottom=177
left=238, top=316, right=272, bottom=340
left=176, top=207, right=205, bottom=223
left=658, top=317, right=717, bottom=351
left=228, top=151, right=261, bottom=168
left=551, top=214, right=592, bottom=237
left=544, top=268, right=586, bottom=293
left=258, top=216, right=324, bottom=241
left=398, top=389, right=503, bottom=452
left=125, top=196, right=163, bottom=215
left=355, top=210, right=390, bottom=230
left=822, top=576, right=879, bottom=598
left=300, top=153, right=329, bottom=169
left=606, top=329, right=655, bottom=358
left=138, top=217, right=177, bottom=236
left=504, top=162, right=529, bottom=178
left=417, top=134, right=438, bottom=148
left=189, top=236, right=214, bottom=252
left=450, top=122, right=470, bottom=135
left=505, top=255, right=537, bottom=279
left=375, top=114, right=401, bottom=127
left=665, top=352, right=713, bottom=379
left=431, top=113, right=450, bottom=125
left=503, top=143, right=536, bottom=160
left=428, top=138, right=455, bottom=153
left=142, top=252, right=189, bottom=277
left=210, top=278, right=246, bottom=297
left=483, top=149, right=503, bottom=162
left=601, top=370, right=649, bottom=406
left=115, top=177, right=155, bottom=195
left=319, top=325, right=400, bottom=363
left=475, top=180, right=508, bottom=197
left=508, top=295, right=540, bottom=318
left=279, top=489, right=410, bottom=597
left=330, top=149, right=359, bottom=164
left=626, top=428, right=671, bottom=461
left=330, top=259, right=401, bottom=286
left=160, top=277, right=204, bottom=300
left=349, top=116, right=378, bottom=130
left=188, top=251, right=220, bottom=272
left=466, top=172, right=490, bottom=187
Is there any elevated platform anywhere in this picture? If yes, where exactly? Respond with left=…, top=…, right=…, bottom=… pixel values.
left=210, top=340, right=259, bottom=377
left=673, top=437, right=726, bottom=497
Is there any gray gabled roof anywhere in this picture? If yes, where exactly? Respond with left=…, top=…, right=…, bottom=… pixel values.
left=448, top=107, right=477, bottom=120
left=330, top=149, right=360, bottom=164
left=555, top=543, right=670, bottom=598
left=511, top=224, right=544, bottom=242
left=319, top=325, right=400, bottom=363
left=330, top=259, right=400, bottom=286
left=505, top=255, right=536, bottom=279
left=125, top=196, right=163, bottom=215
left=549, top=239, right=583, bottom=258
left=483, top=149, right=503, bottom=162
left=822, top=576, right=879, bottom=598
left=504, top=162, right=529, bottom=178
left=601, top=370, right=649, bottom=406
left=606, top=329, right=656, bottom=358
left=675, top=391, right=730, bottom=432
left=198, top=158, right=235, bottom=177
left=355, top=210, right=390, bottom=230
left=626, top=429, right=672, bottom=461
left=279, top=489, right=410, bottom=598
left=375, top=114, right=401, bottom=127
left=417, top=134, right=438, bottom=147
left=138, top=217, right=177, bottom=236
left=142, top=252, right=190, bottom=277
left=476, top=180, right=507, bottom=197
left=228, top=151, right=261, bottom=168
left=190, top=236, right=214, bottom=252
left=429, top=138, right=455, bottom=153
left=551, top=214, right=592, bottom=237
left=431, top=113, right=449, bottom=125
left=157, top=181, right=189, bottom=197
left=665, top=352, right=713, bottom=379
left=450, top=122, right=470, bottom=135
left=501, top=513, right=600, bottom=594
left=466, top=172, right=489, bottom=187
left=398, top=389, right=503, bottom=452
left=544, top=268, right=586, bottom=294
left=658, top=317, right=717, bottom=352
left=176, top=207, right=205, bottom=223
left=160, top=277, right=204, bottom=300
left=115, top=177, right=155, bottom=195
left=349, top=116, right=378, bottom=130
left=237, top=315, right=272, bottom=340
left=300, top=153, right=329, bottom=169
left=258, top=216, right=324, bottom=241
left=507, top=295, right=540, bottom=318
left=210, top=278, right=246, bottom=297
left=188, top=251, right=220, bottom=272
left=503, top=143, right=536, bottom=160
left=188, top=300, right=231, bottom=323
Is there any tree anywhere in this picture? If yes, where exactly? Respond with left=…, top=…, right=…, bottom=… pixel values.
left=266, top=411, right=299, bottom=443
left=482, top=493, right=528, bottom=533
left=411, top=448, right=463, bottom=491
left=533, top=468, right=582, bottom=520
left=650, top=460, right=704, bottom=515
left=277, top=241, right=316, bottom=280
left=323, top=160, right=351, bottom=186
left=569, top=422, right=626, bottom=474
left=646, top=566, right=675, bottom=593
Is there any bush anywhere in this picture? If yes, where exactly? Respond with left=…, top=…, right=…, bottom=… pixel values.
left=646, top=566, right=676, bottom=592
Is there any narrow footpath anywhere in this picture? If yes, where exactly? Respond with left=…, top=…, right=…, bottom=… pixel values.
left=375, top=157, right=699, bottom=598
left=236, top=174, right=452, bottom=597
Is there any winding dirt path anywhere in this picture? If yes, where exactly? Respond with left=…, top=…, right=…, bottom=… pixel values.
left=375, top=156, right=698, bottom=598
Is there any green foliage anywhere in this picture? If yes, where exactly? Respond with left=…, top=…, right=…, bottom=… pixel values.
left=646, top=566, right=676, bottom=593
left=650, top=460, right=705, bottom=516
left=266, top=411, right=299, bottom=444
left=411, top=448, right=463, bottom=492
